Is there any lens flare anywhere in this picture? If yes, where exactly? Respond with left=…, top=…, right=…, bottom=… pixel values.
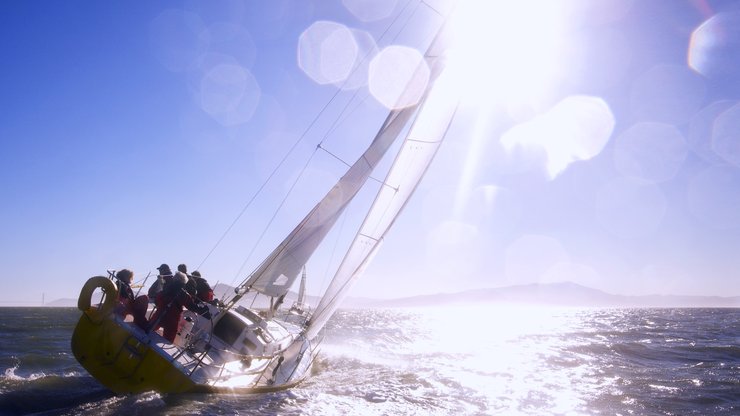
left=613, top=122, right=688, bottom=184
left=298, top=21, right=359, bottom=85
left=368, top=45, right=430, bottom=109
left=500, top=95, right=614, bottom=179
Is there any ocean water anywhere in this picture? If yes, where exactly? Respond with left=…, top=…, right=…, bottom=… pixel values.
left=0, top=307, right=738, bottom=415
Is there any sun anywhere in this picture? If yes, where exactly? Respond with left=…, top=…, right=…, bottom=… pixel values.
left=445, top=0, right=572, bottom=108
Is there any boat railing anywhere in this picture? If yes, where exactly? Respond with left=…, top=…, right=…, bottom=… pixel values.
left=162, top=332, right=288, bottom=383
left=137, top=304, right=304, bottom=388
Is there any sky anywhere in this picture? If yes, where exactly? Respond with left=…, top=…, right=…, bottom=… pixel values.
left=1, top=0, right=740, bottom=306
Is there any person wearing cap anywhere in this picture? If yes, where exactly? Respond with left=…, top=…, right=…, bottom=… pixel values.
left=114, top=269, right=149, bottom=329
left=148, top=271, right=210, bottom=343
left=147, top=263, right=173, bottom=299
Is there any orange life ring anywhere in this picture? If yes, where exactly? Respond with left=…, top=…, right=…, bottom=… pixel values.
left=77, top=276, right=118, bottom=323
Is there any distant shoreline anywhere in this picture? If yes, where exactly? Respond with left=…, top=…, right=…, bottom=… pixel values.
left=10, top=281, right=739, bottom=309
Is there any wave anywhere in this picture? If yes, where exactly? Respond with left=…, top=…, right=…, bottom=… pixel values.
left=0, top=307, right=738, bottom=415
left=0, top=373, right=112, bottom=416
left=3, top=362, right=46, bottom=382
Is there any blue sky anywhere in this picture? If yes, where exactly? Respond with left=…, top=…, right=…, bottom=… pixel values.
left=2, top=0, right=740, bottom=306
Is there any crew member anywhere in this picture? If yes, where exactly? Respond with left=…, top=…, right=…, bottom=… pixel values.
left=148, top=271, right=210, bottom=342
left=114, top=269, right=149, bottom=329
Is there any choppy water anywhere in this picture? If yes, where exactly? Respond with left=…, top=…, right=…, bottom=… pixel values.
left=0, top=306, right=738, bottom=415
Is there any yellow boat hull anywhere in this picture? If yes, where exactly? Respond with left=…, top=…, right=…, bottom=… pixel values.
left=71, top=310, right=198, bottom=394
left=71, top=276, right=313, bottom=394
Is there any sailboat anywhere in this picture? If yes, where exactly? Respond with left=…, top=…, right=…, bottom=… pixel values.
left=288, top=267, right=309, bottom=318
left=70, top=8, right=459, bottom=394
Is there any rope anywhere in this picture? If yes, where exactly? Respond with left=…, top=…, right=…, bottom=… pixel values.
left=318, top=203, right=351, bottom=302
left=231, top=146, right=321, bottom=285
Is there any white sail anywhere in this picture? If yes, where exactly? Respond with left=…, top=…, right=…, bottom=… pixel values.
left=234, top=44, right=447, bottom=300
left=306, top=66, right=459, bottom=339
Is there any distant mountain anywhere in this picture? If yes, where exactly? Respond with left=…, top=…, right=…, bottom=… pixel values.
left=365, top=282, right=740, bottom=308
left=44, top=281, right=740, bottom=309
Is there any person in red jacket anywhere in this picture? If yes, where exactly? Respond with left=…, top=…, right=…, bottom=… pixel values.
left=148, top=271, right=209, bottom=343
left=147, top=263, right=173, bottom=299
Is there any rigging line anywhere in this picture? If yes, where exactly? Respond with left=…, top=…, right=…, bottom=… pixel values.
left=318, top=0, right=429, bottom=147
left=318, top=197, right=352, bottom=302
left=317, top=143, right=350, bottom=168
left=357, top=232, right=381, bottom=243
left=196, top=100, right=335, bottom=272
left=319, top=89, right=369, bottom=148
left=309, top=235, right=385, bottom=322
left=384, top=0, right=427, bottom=48
left=317, top=91, right=399, bottom=189
left=231, top=146, right=321, bottom=286
left=317, top=90, right=397, bottom=187
left=316, top=0, right=422, bottom=150
left=315, top=91, right=403, bottom=191
left=317, top=143, right=399, bottom=190
left=307, top=0, right=421, bottom=156
left=196, top=0, right=422, bottom=273
left=421, top=0, right=445, bottom=18
left=229, top=0, right=425, bottom=289
left=311, top=101, right=462, bottom=323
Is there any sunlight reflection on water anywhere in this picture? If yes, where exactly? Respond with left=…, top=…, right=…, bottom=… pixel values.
left=408, top=306, right=595, bottom=414
left=316, top=306, right=739, bottom=415
left=321, top=306, right=600, bottom=415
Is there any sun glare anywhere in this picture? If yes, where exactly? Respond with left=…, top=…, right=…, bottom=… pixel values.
left=444, top=0, right=591, bottom=216
left=406, top=305, right=585, bottom=408
left=446, top=0, right=571, bottom=107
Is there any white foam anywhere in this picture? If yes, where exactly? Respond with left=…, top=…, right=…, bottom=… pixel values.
left=3, top=363, right=46, bottom=381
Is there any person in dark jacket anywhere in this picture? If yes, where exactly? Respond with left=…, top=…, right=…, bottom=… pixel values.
left=191, top=270, right=215, bottom=303
left=148, top=271, right=209, bottom=343
left=114, top=269, right=149, bottom=329
left=147, top=263, right=173, bottom=299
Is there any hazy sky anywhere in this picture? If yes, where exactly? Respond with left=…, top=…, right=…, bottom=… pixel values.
left=2, top=0, right=740, bottom=306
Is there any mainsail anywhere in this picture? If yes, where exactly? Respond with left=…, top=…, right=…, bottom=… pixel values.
left=230, top=32, right=448, bottom=304
left=306, top=36, right=458, bottom=339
